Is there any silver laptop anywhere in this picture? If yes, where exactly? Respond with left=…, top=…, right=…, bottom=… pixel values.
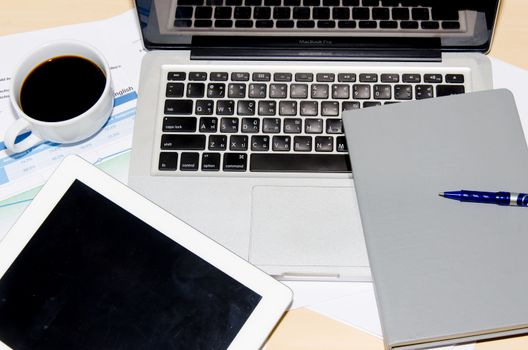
left=128, top=0, right=499, bottom=281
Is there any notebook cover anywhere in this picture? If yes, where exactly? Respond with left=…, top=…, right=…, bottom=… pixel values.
left=342, top=89, right=528, bottom=350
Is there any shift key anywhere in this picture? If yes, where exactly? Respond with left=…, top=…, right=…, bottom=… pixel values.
left=164, top=99, right=193, bottom=114
left=161, top=134, right=206, bottom=150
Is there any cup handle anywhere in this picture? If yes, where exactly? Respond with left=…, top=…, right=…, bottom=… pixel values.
left=4, top=118, right=44, bottom=154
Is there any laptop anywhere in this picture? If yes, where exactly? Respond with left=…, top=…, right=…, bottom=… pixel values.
left=128, top=0, right=499, bottom=281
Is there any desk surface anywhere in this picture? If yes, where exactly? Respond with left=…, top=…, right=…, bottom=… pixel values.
left=2, top=0, right=528, bottom=70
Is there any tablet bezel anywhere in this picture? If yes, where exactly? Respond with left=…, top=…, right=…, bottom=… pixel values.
left=0, top=155, right=291, bottom=350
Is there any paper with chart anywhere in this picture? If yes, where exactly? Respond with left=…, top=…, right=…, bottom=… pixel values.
left=0, top=10, right=145, bottom=205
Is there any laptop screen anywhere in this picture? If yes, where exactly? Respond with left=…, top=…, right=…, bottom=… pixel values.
left=135, top=0, right=500, bottom=55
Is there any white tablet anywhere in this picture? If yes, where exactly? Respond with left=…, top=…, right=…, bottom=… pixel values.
left=0, top=155, right=291, bottom=350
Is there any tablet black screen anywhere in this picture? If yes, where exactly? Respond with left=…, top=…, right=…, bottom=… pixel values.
left=0, top=180, right=261, bottom=350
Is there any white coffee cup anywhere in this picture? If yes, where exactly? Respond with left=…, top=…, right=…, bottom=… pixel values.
left=4, top=40, right=113, bottom=154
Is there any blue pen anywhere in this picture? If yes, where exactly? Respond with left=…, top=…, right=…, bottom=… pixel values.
left=440, top=190, right=528, bottom=207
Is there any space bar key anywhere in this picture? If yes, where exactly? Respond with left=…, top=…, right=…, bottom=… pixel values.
left=250, top=154, right=351, bottom=173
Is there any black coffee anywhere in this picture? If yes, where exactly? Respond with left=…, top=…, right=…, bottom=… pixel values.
left=20, top=56, right=106, bottom=123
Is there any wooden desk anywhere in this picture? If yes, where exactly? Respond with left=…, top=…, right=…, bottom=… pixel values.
left=2, top=0, right=527, bottom=69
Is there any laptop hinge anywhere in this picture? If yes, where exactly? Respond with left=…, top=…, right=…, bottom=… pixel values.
left=190, top=36, right=442, bottom=62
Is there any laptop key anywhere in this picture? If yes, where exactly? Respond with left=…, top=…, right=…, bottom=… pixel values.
left=249, top=83, right=267, bottom=98
left=220, top=118, right=239, bottom=133
left=228, top=83, right=246, bottom=98
left=216, top=100, right=235, bottom=115
left=379, top=21, right=398, bottom=29
left=412, top=8, right=430, bottom=20
left=305, top=118, right=323, bottom=134
left=284, top=118, right=302, bottom=133
left=294, top=136, right=312, bottom=152
left=333, top=7, right=350, bottom=20
left=342, top=101, right=360, bottom=111
left=332, top=84, right=350, bottom=99
left=165, top=100, right=193, bottom=115
left=214, top=6, right=232, bottom=19
left=241, top=118, right=260, bottom=133
left=238, top=100, right=256, bottom=115
left=359, top=73, right=378, bottom=83
left=374, top=85, right=392, bottom=100
left=166, top=83, right=184, bottom=98
left=321, top=101, right=339, bottom=116
left=174, top=20, right=193, bottom=28
left=424, top=74, right=442, bottom=83
left=234, top=7, right=252, bottom=19
left=336, top=136, right=348, bottom=152
left=421, top=21, right=440, bottom=29
left=226, top=0, right=243, bottom=4
left=230, top=135, right=249, bottom=151
left=231, top=72, right=250, bottom=81
left=187, top=83, right=205, bottom=98
left=359, top=21, right=377, bottom=29
left=195, top=20, right=213, bottom=27
left=363, top=101, right=382, bottom=108
left=338, top=73, right=356, bottom=82
left=209, top=135, right=227, bottom=150
left=315, top=136, right=333, bottom=152
left=284, top=0, right=300, bottom=5
left=274, top=73, right=292, bottom=82
left=269, top=84, right=287, bottom=98
left=300, top=101, right=318, bottom=116
left=163, top=117, right=197, bottom=132
left=256, top=20, right=274, bottom=28
left=176, top=7, right=193, bottom=18
left=311, top=84, right=330, bottom=99
left=381, top=74, right=399, bottom=83
left=400, top=21, right=419, bottom=29
left=253, top=72, right=271, bottom=82
left=161, top=134, right=206, bottom=150
left=272, top=136, right=291, bottom=151
left=293, top=7, right=311, bottom=19
left=279, top=101, right=298, bottom=116
left=251, top=136, right=270, bottom=151
left=415, top=85, right=434, bottom=100
left=290, top=84, right=309, bottom=99
left=402, top=73, right=421, bottom=83
left=442, top=21, right=461, bottom=30
left=445, top=74, right=464, bottom=83
left=372, top=8, right=389, bottom=20
left=180, top=152, right=199, bottom=171
left=338, top=20, right=356, bottom=28
left=277, top=20, right=295, bottom=28
left=263, top=118, right=281, bottom=133
left=258, top=101, right=277, bottom=116
left=316, top=73, right=335, bottom=82
left=207, top=83, right=226, bottom=98
left=235, top=20, right=253, bottom=27
left=201, top=153, right=221, bottom=171
left=195, top=6, right=212, bottom=18
left=274, top=7, right=291, bottom=19
left=210, top=72, right=229, bottom=81
left=313, top=7, right=330, bottom=20
left=250, top=154, right=351, bottom=172
left=353, top=84, right=371, bottom=99
left=223, top=153, right=248, bottom=172
left=392, top=8, right=409, bottom=20
left=195, top=100, right=214, bottom=115
left=303, top=0, right=319, bottom=5
left=326, top=119, right=343, bottom=134
left=199, top=117, right=218, bottom=132
left=352, top=8, right=370, bottom=20
left=295, top=73, right=313, bottom=82
left=178, top=0, right=203, bottom=4
left=159, top=152, right=178, bottom=171
left=436, top=85, right=465, bottom=97
left=394, top=85, right=413, bottom=100
left=254, top=6, right=271, bottom=19
left=168, top=72, right=186, bottom=81
left=265, top=0, right=281, bottom=4
left=245, top=0, right=261, bottom=4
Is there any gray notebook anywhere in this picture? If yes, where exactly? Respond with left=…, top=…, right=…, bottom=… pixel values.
left=342, top=89, right=528, bottom=350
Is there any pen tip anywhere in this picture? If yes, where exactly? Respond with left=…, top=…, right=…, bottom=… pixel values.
left=438, top=193, right=445, bottom=197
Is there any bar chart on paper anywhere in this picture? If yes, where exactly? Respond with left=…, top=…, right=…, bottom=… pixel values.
left=0, top=92, right=137, bottom=202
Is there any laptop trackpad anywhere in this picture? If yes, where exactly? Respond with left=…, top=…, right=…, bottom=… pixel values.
left=249, top=186, right=368, bottom=270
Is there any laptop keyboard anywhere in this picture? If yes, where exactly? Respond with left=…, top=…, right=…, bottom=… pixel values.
left=173, top=0, right=461, bottom=31
left=156, top=67, right=467, bottom=174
